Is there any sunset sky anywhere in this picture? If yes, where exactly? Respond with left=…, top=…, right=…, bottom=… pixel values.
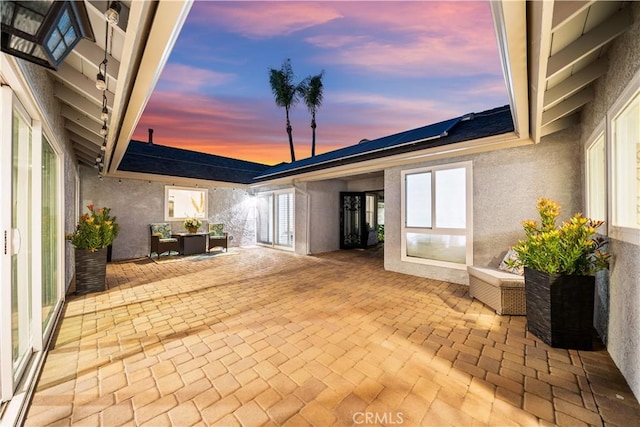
left=132, top=1, right=507, bottom=166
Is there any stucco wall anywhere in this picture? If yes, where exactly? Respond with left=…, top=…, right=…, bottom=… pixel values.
left=17, top=60, right=77, bottom=291
left=347, top=176, right=384, bottom=192
left=579, top=1, right=640, bottom=400
left=384, top=130, right=582, bottom=285
left=79, top=166, right=255, bottom=260
left=304, top=180, right=347, bottom=254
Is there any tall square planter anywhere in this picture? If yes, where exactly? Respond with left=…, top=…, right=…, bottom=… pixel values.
left=75, top=247, right=108, bottom=295
left=524, top=267, right=595, bottom=350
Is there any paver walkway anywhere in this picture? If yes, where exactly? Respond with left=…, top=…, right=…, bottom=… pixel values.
left=26, top=247, right=640, bottom=426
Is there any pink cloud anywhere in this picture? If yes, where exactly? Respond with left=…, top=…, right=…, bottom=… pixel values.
left=305, top=2, right=500, bottom=77
left=158, top=64, right=235, bottom=92
left=188, top=2, right=343, bottom=38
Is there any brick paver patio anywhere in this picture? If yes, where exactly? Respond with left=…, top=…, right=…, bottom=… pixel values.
left=26, top=247, right=640, bottom=426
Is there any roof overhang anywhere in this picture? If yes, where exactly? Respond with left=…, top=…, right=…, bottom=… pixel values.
left=107, top=0, right=193, bottom=174
left=104, top=167, right=250, bottom=189
left=490, top=0, right=530, bottom=140
left=525, top=0, right=632, bottom=142
left=250, top=130, right=528, bottom=187
left=2, top=0, right=193, bottom=174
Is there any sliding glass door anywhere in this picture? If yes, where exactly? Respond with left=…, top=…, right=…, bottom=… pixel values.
left=10, top=101, right=33, bottom=386
left=256, top=190, right=294, bottom=249
left=1, top=85, right=63, bottom=422
left=42, top=137, right=59, bottom=331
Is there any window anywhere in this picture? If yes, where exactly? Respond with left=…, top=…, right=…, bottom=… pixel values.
left=401, top=162, right=472, bottom=268
left=585, top=130, right=606, bottom=223
left=611, top=91, right=639, bottom=234
left=164, top=186, right=207, bottom=221
left=256, top=189, right=294, bottom=249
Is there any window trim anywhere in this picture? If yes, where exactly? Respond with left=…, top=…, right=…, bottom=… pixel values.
left=606, top=67, right=640, bottom=244
left=400, top=161, right=473, bottom=270
left=584, top=121, right=607, bottom=230
left=163, top=185, right=208, bottom=222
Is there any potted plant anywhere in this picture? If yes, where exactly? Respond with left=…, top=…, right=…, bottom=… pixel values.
left=184, top=217, right=202, bottom=233
left=510, top=199, right=609, bottom=350
left=66, top=205, right=120, bottom=294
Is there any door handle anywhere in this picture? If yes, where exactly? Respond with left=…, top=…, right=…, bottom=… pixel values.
left=12, top=228, right=21, bottom=255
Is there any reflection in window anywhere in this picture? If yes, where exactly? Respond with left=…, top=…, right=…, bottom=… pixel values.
left=164, top=187, right=207, bottom=221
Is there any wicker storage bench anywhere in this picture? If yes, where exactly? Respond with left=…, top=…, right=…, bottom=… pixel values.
left=467, top=266, right=526, bottom=315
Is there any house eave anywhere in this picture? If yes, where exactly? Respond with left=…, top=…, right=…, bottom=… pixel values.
left=106, top=169, right=250, bottom=189
left=490, top=0, right=530, bottom=140
left=250, top=131, right=531, bottom=187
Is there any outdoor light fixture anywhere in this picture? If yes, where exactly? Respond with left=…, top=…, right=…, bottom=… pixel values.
left=100, top=123, right=107, bottom=136
left=96, top=59, right=107, bottom=90
left=100, top=141, right=106, bottom=151
left=1, top=1, right=95, bottom=70
left=104, top=1, right=120, bottom=26
left=101, top=105, right=109, bottom=121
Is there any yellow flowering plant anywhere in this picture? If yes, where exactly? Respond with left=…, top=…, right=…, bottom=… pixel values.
left=66, top=204, right=120, bottom=251
left=184, top=217, right=202, bottom=230
left=510, top=199, right=609, bottom=275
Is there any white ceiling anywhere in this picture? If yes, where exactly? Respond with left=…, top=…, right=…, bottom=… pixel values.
left=530, top=0, right=633, bottom=141
left=48, top=0, right=193, bottom=174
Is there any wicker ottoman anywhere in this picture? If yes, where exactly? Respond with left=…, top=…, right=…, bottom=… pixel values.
left=467, top=266, right=526, bottom=315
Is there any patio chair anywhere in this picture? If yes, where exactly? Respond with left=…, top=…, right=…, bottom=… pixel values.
left=149, top=223, right=179, bottom=257
left=208, top=223, right=228, bottom=252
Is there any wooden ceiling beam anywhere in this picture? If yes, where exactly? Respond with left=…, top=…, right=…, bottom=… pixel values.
left=541, top=114, right=580, bottom=137
left=552, top=1, right=595, bottom=31
left=65, top=121, right=103, bottom=145
left=61, top=105, right=105, bottom=135
left=71, top=39, right=120, bottom=81
left=547, top=7, right=632, bottom=79
left=70, top=134, right=101, bottom=152
left=54, top=63, right=115, bottom=106
left=544, top=57, right=608, bottom=108
left=542, top=87, right=593, bottom=126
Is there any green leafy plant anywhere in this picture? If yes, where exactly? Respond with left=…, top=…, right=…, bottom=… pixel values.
left=66, top=204, right=119, bottom=252
left=510, top=199, right=609, bottom=275
left=184, top=217, right=202, bottom=230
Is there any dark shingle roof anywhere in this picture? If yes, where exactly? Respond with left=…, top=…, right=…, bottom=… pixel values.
left=119, top=105, right=513, bottom=184
left=118, top=141, right=271, bottom=184
left=253, top=105, right=514, bottom=180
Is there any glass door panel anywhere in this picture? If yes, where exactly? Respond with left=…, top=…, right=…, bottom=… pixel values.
left=42, top=138, right=58, bottom=330
left=276, top=193, right=293, bottom=247
left=11, top=105, right=33, bottom=383
left=340, top=192, right=366, bottom=249
left=256, top=194, right=273, bottom=245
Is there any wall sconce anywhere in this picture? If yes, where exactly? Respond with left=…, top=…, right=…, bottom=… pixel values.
left=1, top=1, right=94, bottom=70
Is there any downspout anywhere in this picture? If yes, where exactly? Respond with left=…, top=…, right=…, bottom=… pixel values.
left=292, top=180, right=311, bottom=255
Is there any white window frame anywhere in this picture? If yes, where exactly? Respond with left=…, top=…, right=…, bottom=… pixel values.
left=400, top=161, right=473, bottom=270
left=255, top=188, right=295, bottom=251
left=606, top=68, right=640, bottom=244
left=164, top=186, right=208, bottom=221
left=584, top=122, right=607, bottom=228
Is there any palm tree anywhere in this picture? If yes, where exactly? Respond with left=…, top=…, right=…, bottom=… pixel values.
left=299, top=71, right=325, bottom=157
left=269, top=59, right=299, bottom=162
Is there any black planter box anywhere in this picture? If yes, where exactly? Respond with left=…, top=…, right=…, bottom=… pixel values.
left=524, top=267, right=595, bottom=350
left=75, top=247, right=108, bottom=295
